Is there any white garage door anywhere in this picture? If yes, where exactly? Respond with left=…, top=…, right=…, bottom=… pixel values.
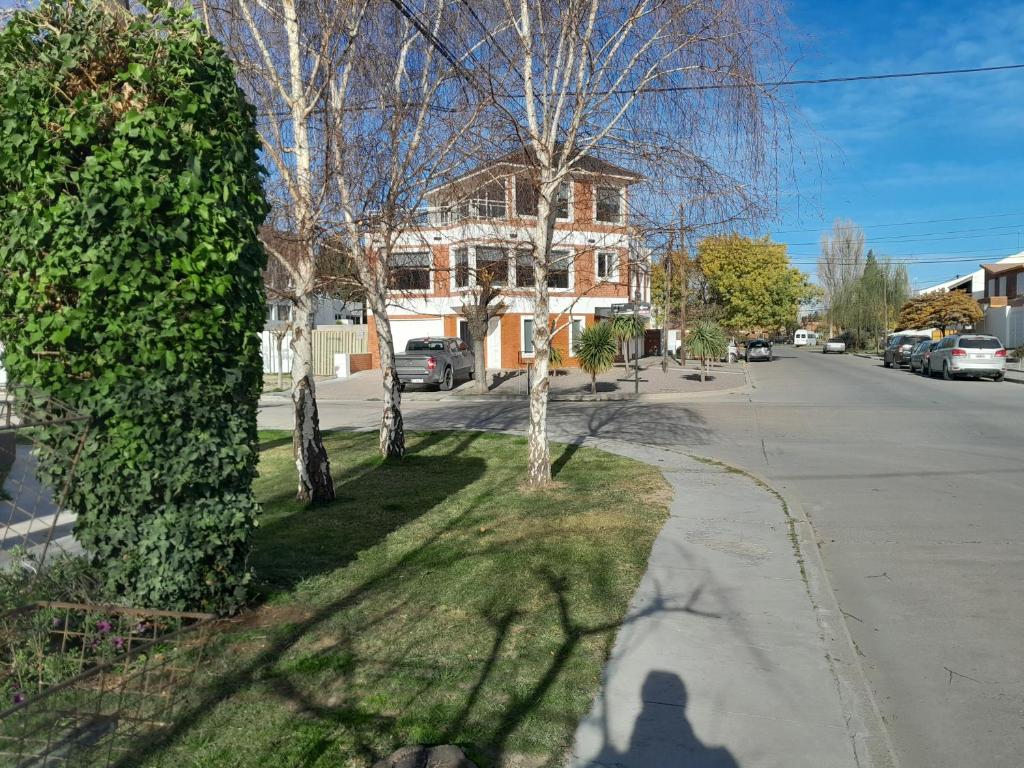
left=390, top=318, right=445, bottom=354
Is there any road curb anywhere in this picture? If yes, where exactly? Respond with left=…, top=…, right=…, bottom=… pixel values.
left=693, top=457, right=902, bottom=768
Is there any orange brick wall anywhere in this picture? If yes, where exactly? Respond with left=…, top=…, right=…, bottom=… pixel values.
left=498, top=312, right=596, bottom=369
left=349, top=353, right=373, bottom=373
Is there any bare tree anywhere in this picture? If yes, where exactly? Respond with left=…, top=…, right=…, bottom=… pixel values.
left=202, top=0, right=485, bottom=465
left=818, top=218, right=866, bottom=301
left=478, top=0, right=789, bottom=487
left=818, top=219, right=866, bottom=336
left=322, top=2, right=486, bottom=457
left=198, top=0, right=357, bottom=502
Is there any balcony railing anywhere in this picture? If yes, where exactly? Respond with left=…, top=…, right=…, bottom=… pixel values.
left=412, top=200, right=508, bottom=227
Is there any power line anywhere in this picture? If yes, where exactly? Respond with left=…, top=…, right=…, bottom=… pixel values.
left=778, top=223, right=1024, bottom=248
left=508, top=63, right=1024, bottom=99
left=769, top=212, right=1024, bottom=235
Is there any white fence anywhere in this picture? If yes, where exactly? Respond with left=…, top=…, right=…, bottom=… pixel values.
left=1, top=331, right=370, bottom=386
left=260, top=327, right=369, bottom=376
left=979, top=305, right=1024, bottom=351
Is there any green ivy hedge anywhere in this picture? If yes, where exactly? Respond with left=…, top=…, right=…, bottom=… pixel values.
left=0, top=2, right=269, bottom=612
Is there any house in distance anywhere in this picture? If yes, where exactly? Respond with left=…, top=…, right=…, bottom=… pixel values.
left=368, top=150, right=651, bottom=369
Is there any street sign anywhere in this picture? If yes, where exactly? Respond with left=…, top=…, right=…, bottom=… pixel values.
left=612, top=302, right=651, bottom=318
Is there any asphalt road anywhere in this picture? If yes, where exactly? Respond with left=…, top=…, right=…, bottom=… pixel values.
left=259, top=348, right=1024, bottom=767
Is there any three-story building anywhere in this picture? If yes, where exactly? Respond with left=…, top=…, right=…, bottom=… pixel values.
left=368, top=151, right=649, bottom=369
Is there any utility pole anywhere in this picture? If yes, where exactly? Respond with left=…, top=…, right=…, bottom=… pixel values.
left=678, top=203, right=688, bottom=365
left=661, top=232, right=674, bottom=373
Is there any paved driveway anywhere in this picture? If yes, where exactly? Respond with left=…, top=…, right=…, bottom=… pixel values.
left=261, top=346, right=1024, bottom=768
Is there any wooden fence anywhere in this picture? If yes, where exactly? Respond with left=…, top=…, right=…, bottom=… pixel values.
left=261, top=327, right=369, bottom=376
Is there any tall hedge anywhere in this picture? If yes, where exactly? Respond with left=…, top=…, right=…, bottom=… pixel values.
left=0, top=1, right=269, bottom=612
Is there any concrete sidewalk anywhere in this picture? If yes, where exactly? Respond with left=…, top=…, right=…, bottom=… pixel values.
left=565, top=438, right=892, bottom=768
left=290, top=358, right=748, bottom=404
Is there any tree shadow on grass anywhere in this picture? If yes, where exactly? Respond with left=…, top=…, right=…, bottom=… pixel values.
left=252, top=449, right=487, bottom=596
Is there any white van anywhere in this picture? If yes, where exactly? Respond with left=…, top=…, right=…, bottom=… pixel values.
left=794, top=330, right=815, bottom=347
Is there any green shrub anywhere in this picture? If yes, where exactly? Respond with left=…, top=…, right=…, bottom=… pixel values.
left=0, top=2, right=269, bottom=612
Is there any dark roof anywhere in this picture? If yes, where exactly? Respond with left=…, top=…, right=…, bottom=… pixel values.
left=980, top=261, right=1024, bottom=274
left=452, top=146, right=644, bottom=186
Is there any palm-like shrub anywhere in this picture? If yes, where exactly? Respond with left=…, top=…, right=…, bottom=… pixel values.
left=612, top=314, right=647, bottom=371
left=575, top=322, right=618, bottom=393
left=686, top=320, right=728, bottom=382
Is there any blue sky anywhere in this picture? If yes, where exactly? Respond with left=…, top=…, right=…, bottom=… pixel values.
left=771, top=0, right=1024, bottom=289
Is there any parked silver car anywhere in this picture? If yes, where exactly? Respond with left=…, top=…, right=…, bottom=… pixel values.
left=745, top=339, right=773, bottom=362
left=908, top=340, right=937, bottom=374
left=822, top=337, right=847, bottom=354
left=927, top=334, right=1007, bottom=381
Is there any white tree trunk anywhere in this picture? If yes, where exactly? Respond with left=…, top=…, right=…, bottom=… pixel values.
left=368, top=289, right=404, bottom=458
left=527, top=192, right=556, bottom=488
left=291, top=285, right=335, bottom=503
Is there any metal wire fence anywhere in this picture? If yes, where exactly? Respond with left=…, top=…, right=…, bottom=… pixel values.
left=0, top=389, right=89, bottom=566
left=0, top=602, right=213, bottom=767
left=0, top=390, right=216, bottom=766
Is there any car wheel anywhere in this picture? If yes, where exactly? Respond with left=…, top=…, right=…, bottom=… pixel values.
left=942, top=362, right=952, bottom=381
left=993, top=371, right=1005, bottom=382
left=440, top=366, right=454, bottom=391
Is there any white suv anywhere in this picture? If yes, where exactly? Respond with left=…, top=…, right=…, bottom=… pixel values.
left=928, top=335, right=1007, bottom=381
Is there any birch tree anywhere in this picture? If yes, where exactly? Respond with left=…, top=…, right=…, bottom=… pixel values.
left=481, top=0, right=788, bottom=486
left=198, top=0, right=357, bottom=502
left=202, top=0, right=483, bottom=466
left=321, top=2, right=486, bottom=456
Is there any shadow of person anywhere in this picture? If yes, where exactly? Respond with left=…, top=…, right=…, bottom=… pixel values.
left=591, top=672, right=740, bottom=767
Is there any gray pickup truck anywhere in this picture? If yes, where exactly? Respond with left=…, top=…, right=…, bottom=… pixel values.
left=395, top=337, right=474, bottom=391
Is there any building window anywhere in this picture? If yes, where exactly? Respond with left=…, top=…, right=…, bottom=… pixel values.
left=570, top=318, right=584, bottom=354
left=458, top=319, right=471, bottom=346
left=475, top=246, right=509, bottom=287
left=454, top=247, right=470, bottom=288
left=267, top=303, right=292, bottom=322
left=515, top=176, right=538, bottom=216
left=514, top=177, right=569, bottom=219
left=998, top=276, right=1007, bottom=296
left=554, top=181, right=570, bottom=219
left=1017, top=271, right=1024, bottom=296
left=390, top=251, right=431, bottom=290
left=595, top=185, right=622, bottom=223
left=596, top=252, right=618, bottom=281
left=515, top=250, right=535, bottom=288
left=988, top=278, right=996, bottom=297
left=460, top=179, right=506, bottom=219
left=549, top=250, right=572, bottom=290
left=522, top=318, right=534, bottom=354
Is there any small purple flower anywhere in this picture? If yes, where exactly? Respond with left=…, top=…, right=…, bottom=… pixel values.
left=96, top=620, right=112, bottom=634
left=112, top=636, right=125, bottom=651
left=51, top=617, right=62, bottom=628
left=134, top=622, right=148, bottom=635
left=13, top=693, right=25, bottom=705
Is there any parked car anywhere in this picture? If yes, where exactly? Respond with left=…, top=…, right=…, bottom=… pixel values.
left=720, top=337, right=740, bottom=363
left=883, top=333, right=932, bottom=368
left=927, top=334, right=1007, bottom=381
left=395, top=337, right=474, bottom=390
left=745, top=339, right=773, bottom=362
left=822, top=337, right=847, bottom=354
left=909, top=339, right=937, bottom=374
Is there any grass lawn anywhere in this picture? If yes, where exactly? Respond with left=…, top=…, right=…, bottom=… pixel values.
left=142, top=430, right=670, bottom=768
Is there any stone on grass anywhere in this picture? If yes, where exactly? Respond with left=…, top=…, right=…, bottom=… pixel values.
left=371, top=744, right=477, bottom=768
